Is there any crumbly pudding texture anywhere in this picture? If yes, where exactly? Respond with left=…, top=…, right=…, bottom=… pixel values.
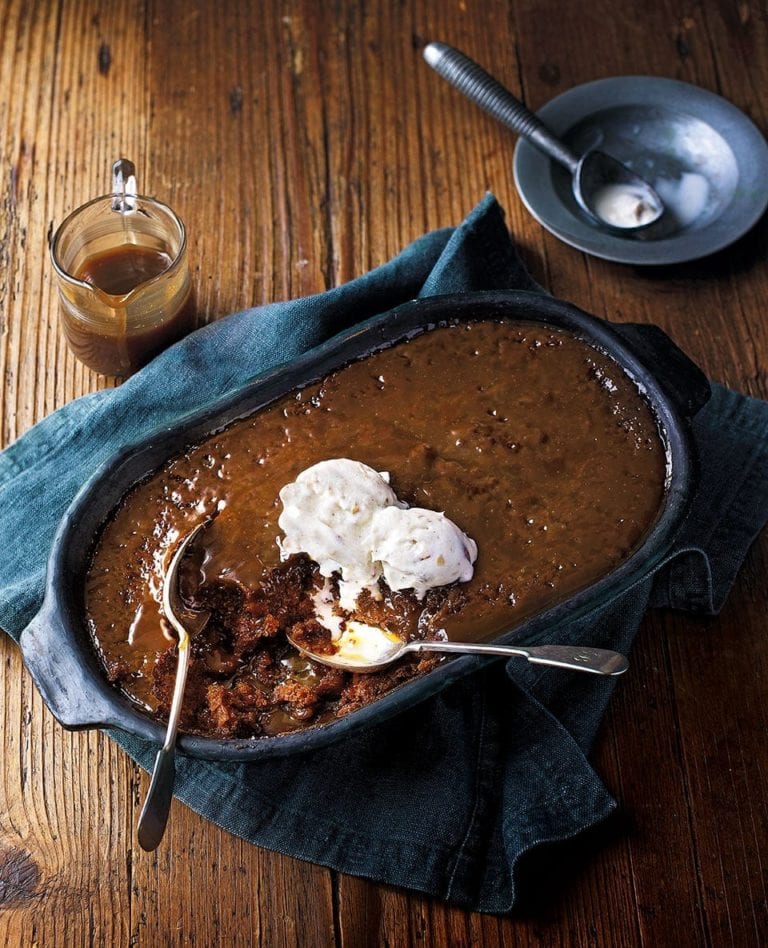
left=85, top=319, right=667, bottom=738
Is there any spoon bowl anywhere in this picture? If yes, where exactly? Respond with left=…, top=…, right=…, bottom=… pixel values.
left=576, top=150, right=664, bottom=230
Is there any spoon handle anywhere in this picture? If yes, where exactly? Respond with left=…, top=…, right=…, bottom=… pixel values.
left=412, top=640, right=628, bottom=676
left=423, top=41, right=579, bottom=174
left=137, top=638, right=190, bottom=850
left=137, top=746, right=178, bottom=851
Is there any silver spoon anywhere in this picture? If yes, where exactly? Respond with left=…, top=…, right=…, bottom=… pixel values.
left=423, top=41, right=664, bottom=232
left=137, top=523, right=211, bottom=851
left=287, top=625, right=629, bottom=676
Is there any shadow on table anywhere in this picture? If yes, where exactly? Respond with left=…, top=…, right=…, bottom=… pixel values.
left=511, top=809, right=633, bottom=918
left=638, top=209, right=768, bottom=283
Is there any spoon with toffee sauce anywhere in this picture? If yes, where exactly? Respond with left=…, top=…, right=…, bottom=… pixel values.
left=287, top=623, right=629, bottom=676
left=137, top=522, right=211, bottom=851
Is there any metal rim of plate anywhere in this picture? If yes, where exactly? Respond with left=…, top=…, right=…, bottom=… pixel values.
left=513, top=75, right=768, bottom=265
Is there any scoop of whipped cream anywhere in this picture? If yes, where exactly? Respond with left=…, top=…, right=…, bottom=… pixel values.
left=278, top=458, right=404, bottom=609
left=369, top=506, right=478, bottom=600
left=278, top=458, right=477, bottom=609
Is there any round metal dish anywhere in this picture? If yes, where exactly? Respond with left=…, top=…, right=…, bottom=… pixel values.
left=513, top=76, right=768, bottom=265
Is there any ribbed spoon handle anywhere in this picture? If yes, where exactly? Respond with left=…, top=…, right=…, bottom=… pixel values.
left=423, top=41, right=579, bottom=173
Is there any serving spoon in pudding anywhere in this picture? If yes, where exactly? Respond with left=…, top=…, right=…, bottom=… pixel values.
left=287, top=623, right=629, bottom=676
left=137, top=522, right=211, bottom=851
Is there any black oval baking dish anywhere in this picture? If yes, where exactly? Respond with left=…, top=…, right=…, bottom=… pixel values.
left=19, top=290, right=710, bottom=760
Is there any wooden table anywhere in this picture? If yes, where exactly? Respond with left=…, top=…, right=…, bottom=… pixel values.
left=2, top=1, right=767, bottom=944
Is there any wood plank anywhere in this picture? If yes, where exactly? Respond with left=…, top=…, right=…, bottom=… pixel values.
left=0, top=1, right=142, bottom=944
left=130, top=811, right=336, bottom=947
left=498, top=3, right=768, bottom=947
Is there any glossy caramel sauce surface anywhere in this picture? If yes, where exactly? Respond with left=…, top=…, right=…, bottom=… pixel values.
left=86, top=320, right=666, bottom=734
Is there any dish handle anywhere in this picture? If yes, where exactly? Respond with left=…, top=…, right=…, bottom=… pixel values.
left=19, top=603, right=115, bottom=731
left=613, top=322, right=711, bottom=418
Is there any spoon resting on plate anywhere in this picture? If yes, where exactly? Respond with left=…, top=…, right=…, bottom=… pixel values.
left=423, top=41, right=664, bottom=232
left=287, top=623, right=629, bottom=676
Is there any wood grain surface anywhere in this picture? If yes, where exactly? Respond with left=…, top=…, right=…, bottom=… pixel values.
left=1, top=1, right=767, bottom=945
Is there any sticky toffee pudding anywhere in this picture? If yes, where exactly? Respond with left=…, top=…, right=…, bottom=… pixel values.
left=86, top=320, right=667, bottom=738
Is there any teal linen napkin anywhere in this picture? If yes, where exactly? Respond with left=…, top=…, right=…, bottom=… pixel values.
left=2, top=194, right=768, bottom=913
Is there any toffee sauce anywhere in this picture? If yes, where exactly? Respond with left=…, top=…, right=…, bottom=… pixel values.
left=77, top=245, right=173, bottom=294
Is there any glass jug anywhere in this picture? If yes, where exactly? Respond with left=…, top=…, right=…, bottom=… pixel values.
left=50, top=160, right=195, bottom=377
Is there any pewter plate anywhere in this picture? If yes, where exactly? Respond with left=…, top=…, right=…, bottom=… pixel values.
left=513, top=76, right=768, bottom=265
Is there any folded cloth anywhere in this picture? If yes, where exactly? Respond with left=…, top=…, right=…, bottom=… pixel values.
left=2, top=194, right=768, bottom=913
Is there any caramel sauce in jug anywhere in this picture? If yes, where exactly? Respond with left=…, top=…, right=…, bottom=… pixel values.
left=76, top=245, right=173, bottom=295
left=60, top=244, right=196, bottom=377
